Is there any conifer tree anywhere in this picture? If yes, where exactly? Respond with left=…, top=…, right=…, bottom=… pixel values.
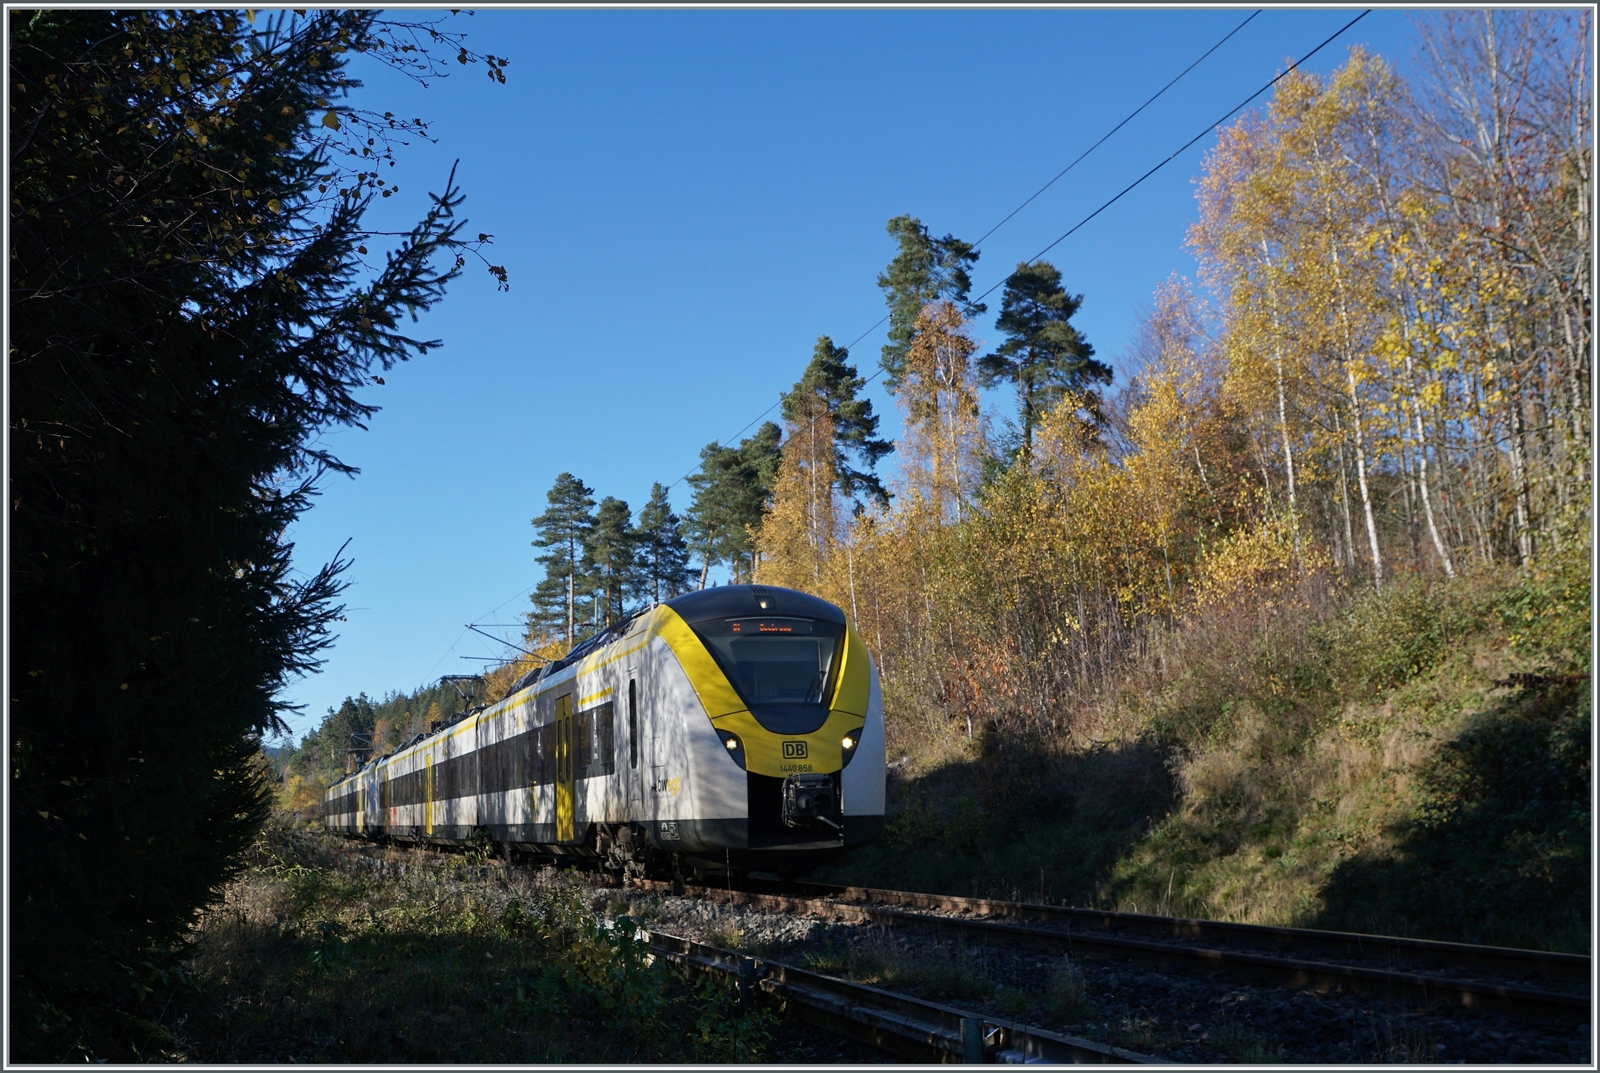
left=685, top=423, right=782, bottom=586
left=633, top=483, right=695, bottom=603
left=782, top=337, right=894, bottom=511
left=319, top=694, right=378, bottom=772
left=8, top=11, right=502, bottom=1056
left=583, top=496, right=635, bottom=628
left=979, top=260, right=1110, bottom=453
left=531, top=473, right=596, bottom=646
left=877, top=215, right=985, bottom=388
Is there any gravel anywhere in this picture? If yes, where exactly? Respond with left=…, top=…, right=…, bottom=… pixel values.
left=330, top=845, right=1591, bottom=1064
left=611, top=884, right=1594, bottom=1064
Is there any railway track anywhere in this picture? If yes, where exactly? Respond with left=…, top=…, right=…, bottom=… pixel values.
left=322, top=837, right=1587, bottom=1060
left=631, top=877, right=1590, bottom=1025
left=649, top=930, right=1161, bottom=1064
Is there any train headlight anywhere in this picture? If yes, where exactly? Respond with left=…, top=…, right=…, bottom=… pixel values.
left=840, top=732, right=860, bottom=769
left=718, top=731, right=745, bottom=770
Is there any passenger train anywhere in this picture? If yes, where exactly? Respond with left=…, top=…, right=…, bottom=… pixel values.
left=323, top=584, right=885, bottom=876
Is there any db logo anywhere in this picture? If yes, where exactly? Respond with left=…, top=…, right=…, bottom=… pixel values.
left=782, top=741, right=809, bottom=759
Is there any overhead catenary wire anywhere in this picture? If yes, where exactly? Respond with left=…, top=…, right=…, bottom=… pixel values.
left=464, top=622, right=548, bottom=660
left=660, top=9, right=1269, bottom=497
left=967, top=9, right=1261, bottom=252
left=674, top=8, right=1372, bottom=508
left=414, top=11, right=1372, bottom=688
left=973, top=8, right=1371, bottom=307
left=421, top=581, right=539, bottom=681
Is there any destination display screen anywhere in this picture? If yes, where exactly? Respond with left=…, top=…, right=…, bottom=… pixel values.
left=728, top=618, right=813, bottom=635
left=692, top=616, right=844, bottom=707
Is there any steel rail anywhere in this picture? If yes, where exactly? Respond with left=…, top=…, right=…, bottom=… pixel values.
left=633, top=880, right=1590, bottom=1024
left=767, top=877, right=1590, bottom=983
left=649, top=931, right=1162, bottom=1064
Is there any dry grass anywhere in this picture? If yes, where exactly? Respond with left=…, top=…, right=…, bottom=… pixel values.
left=838, top=563, right=1589, bottom=954
left=166, top=822, right=776, bottom=1063
left=1039, top=956, right=1098, bottom=1026
left=1210, top=1018, right=1288, bottom=1063
left=1096, top=569, right=1590, bottom=948
left=804, top=928, right=995, bottom=1001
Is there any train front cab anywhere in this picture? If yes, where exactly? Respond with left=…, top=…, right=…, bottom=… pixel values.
left=649, top=585, right=886, bottom=872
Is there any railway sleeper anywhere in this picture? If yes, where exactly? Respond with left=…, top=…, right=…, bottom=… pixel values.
left=649, top=931, right=1160, bottom=1064
left=644, top=882, right=1589, bottom=1025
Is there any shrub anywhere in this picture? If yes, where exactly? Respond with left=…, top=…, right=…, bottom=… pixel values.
left=169, top=823, right=777, bottom=1061
left=1040, top=957, right=1097, bottom=1025
left=1316, top=678, right=1591, bottom=949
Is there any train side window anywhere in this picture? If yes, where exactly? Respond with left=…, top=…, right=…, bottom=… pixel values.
left=508, top=728, right=526, bottom=789
left=574, top=702, right=615, bottom=779
left=596, top=702, right=615, bottom=777
left=628, top=679, right=637, bottom=770
left=576, top=706, right=592, bottom=779
left=535, top=722, right=550, bottom=785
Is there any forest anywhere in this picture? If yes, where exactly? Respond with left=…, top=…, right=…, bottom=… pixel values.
left=14, top=7, right=1584, bottom=1062
left=279, top=11, right=1590, bottom=952
left=289, top=10, right=1585, bottom=755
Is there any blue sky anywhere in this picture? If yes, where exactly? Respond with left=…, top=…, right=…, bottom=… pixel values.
left=277, top=7, right=1425, bottom=741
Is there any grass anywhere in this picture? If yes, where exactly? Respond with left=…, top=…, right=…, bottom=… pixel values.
left=819, top=732, right=1177, bottom=905
left=1210, top=1019, right=1288, bottom=1063
left=67, top=561, right=1581, bottom=1062
left=802, top=929, right=996, bottom=1002
left=823, top=562, right=1591, bottom=954
left=1361, top=1012, right=1434, bottom=1064
left=1039, top=956, right=1098, bottom=1026
left=801, top=933, right=1105, bottom=1041
left=160, top=822, right=777, bottom=1062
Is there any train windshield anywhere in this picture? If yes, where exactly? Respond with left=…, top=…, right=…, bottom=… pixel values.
left=691, top=617, right=845, bottom=707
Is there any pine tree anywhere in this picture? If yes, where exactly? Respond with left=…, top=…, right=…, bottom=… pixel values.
left=583, top=496, right=635, bottom=628
left=8, top=12, right=499, bottom=1056
left=979, top=260, right=1110, bottom=453
left=319, top=694, right=378, bottom=772
left=633, top=483, right=695, bottom=603
left=783, top=336, right=894, bottom=511
left=877, top=214, right=985, bottom=389
left=531, top=473, right=596, bottom=646
left=685, top=423, right=783, bottom=586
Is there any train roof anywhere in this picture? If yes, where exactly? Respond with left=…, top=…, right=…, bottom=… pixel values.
left=664, top=584, right=844, bottom=625
left=502, top=585, right=843, bottom=697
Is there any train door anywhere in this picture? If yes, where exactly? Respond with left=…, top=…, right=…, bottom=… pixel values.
left=366, top=770, right=380, bottom=833
left=555, top=694, right=575, bottom=841
left=526, top=707, right=540, bottom=834
left=425, top=752, right=435, bottom=836
left=626, top=674, right=642, bottom=818
left=648, top=710, right=667, bottom=821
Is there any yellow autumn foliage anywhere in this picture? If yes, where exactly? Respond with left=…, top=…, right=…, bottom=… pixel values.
left=741, top=30, right=1588, bottom=755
